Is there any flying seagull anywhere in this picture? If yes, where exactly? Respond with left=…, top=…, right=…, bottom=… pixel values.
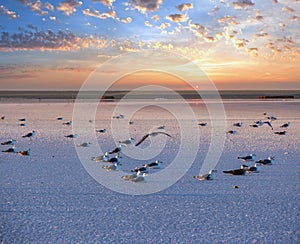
left=135, top=132, right=172, bottom=146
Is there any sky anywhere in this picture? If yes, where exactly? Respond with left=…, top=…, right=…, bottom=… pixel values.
left=0, top=0, right=299, bottom=90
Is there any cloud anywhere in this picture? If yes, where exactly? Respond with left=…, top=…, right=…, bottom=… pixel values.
left=30, top=1, right=48, bottom=15
left=176, top=3, right=193, bottom=12
left=82, top=9, right=115, bottom=19
left=157, top=22, right=171, bottom=30
left=152, top=14, right=160, bottom=21
left=92, top=0, right=115, bottom=6
left=234, top=38, right=249, bottom=48
left=248, top=47, right=258, bottom=57
left=130, top=0, right=163, bottom=14
left=0, top=5, right=19, bottom=19
left=188, top=23, right=207, bottom=37
left=218, top=15, right=237, bottom=23
left=0, top=29, right=108, bottom=51
left=232, top=0, right=254, bottom=10
left=121, top=17, right=132, bottom=23
left=208, top=6, right=219, bottom=16
left=49, top=16, right=56, bottom=21
left=144, top=20, right=153, bottom=27
left=44, top=2, right=54, bottom=11
left=204, top=36, right=217, bottom=43
left=282, top=6, right=295, bottom=14
left=57, top=0, right=82, bottom=16
left=166, top=14, right=188, bottom=22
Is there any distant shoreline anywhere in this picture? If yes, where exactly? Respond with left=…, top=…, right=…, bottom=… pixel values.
left=0, top=90, right=299, bottom=102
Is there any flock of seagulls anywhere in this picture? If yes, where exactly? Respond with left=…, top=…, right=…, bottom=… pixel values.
left=1, top=110, right=291, bottom=185
left=193, top=111, right=289, bottom=182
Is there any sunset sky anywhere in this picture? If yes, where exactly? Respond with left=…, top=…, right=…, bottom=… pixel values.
left=0, top=0, right=299, bottom=90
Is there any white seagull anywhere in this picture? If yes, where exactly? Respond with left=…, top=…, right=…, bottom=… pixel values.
left=256, top=157, right=274, bottom=165
left=131, top=172, right=148, bottom=182
left=193, top=169, right=217, bottom=181
left=91, top=152, right=109, bottom=162
left=135, top=132, right=172, bottom=146
left=233, top=122, right=243, bottom=127
left=118, top=137, right=135, bottom=146
left=131, top=164, right=150, bottom=174
left=102, top=162, right=121, bottom=172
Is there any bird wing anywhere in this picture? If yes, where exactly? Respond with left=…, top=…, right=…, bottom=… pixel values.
left=158, top=132, right=172, bottom=137
left=135, top=134, right=150, bottom=146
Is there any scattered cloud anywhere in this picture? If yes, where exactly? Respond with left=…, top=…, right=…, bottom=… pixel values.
left=232, top=0, right=254, bottom=10
left=130, top=0, right=163, bottom=14
left=82, top=9, right=115, bottom=19
left=92, top=0, right=115, bottom=6
left=144, top=20, right=153, bottom=27
left=44, top=2, right=54, bottom=11
left=166, top=14, right=188, bottom=22
left=0, top=29, right=108, bottom=51
left=218, top=15, right=237, bottom=23
left=57, top=0, right=82, bottom=16
left=176, top=3, right=193, bottom=12
left=157, top=22, right=171, bottom=30
left=282, top=6, right=295, bottom=14
left=121, top=17, right=132, bottom=23
left=0, top=5, right=19, bottom=19
left=152, top=14, right=160, bottom=21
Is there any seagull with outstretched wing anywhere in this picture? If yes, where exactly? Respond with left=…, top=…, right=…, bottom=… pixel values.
left=135, top=131, right=172, bottom=147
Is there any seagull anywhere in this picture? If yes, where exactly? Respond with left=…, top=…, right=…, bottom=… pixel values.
left=63, top=121, right=72, bottom=126
left=19, top=118, right=26, bottom=122
left=1, top=139, right=16, bottom=146
left=280, top=122, right=290, bottom=128
left=18, top=149, right=30, bottom=156
left=19, top=123, right=26, bottom=126
left=147, top=160, right=163, bottom=169
left=238, top=154, right=256, bottom=161
left=22, top=130, right=35, bottom=139
left=233, top=122, right=243, bottom=127
left=121, top=172, right=139, bottom=181
left=107, top=145, right=124, bottom=154
left=267, top=116, right=277, bottom=121
left=157, top=125, right=165, bottom=130
left=135, top=132, right=172, bottom=147
left=76, top=142, right=91, bottom=147
left=274, top=131, right=286, bottom=135
left=91, top=152, right=109, bottom=162
left=96, top=129, right=107, bottom=133
left=56, top=117, right=63, bottom=120
left=0, top=116, right=5, bottom=120
left=129, top=120, right=134, bottom=125
left=102, top=162, right=121, bottom=172
left=2, top=147, right=16, bottom=153
left=256, top=157, right=274, bottom=165
left=131, top=164, right=150, bottom=174
left=107, top=154, right=122, bottom=164
left=223, top=164, right=248, bottom=175
left=249, top=124, right=259, bottom=128
left=198, top=122, right=207, bottom=127
left=118, top=137, right=135, bottom=146
left=263, top=121, right=273, bottom=130
left=113, top=114, right=124, bottom=119
left=193, top=169, right=217, bottom=181
left=131, top=172, right=148, bottom=182
left=254, top=120, right=264, bottom=126
left=246, top=163, right=262, bottom=173
left=64, top=134, right=77, bottom=138
left=227, top=130, right=237, bottom=135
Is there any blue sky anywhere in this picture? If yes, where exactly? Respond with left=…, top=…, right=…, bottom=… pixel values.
left=0, top=0, right=299, bottom=90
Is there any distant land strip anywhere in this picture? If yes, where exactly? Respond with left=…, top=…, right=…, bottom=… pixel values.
left=0, top=90, right=299, bottom=101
